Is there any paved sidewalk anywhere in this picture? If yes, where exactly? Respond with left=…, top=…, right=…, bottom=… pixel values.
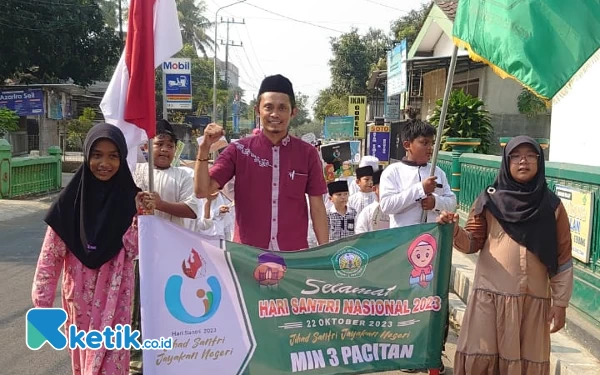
left=0, top=173, right=74, bottom=223
left=0, top=200, right=52, bottom=223
left=449, top=250, right=600, bottom=375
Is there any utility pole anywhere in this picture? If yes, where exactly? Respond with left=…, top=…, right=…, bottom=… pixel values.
left=212, top=0, right=247, bottom=123
left=219, top=17, right=244, bottom=128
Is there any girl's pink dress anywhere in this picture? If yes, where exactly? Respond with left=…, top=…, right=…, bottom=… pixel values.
left=32, top=225, right=138, bottom=375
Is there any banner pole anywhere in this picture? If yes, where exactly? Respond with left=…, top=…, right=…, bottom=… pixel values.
left=421, top=45, right=459, bottom=223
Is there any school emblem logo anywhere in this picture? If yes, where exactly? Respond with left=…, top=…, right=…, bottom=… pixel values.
left=164, top=248, right=222, bottom=324
left=332, top=246, right=369, bottom=278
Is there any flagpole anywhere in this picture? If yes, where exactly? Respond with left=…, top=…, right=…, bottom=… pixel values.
left=148, top=138, right=155, bottom=193
left=421, top=45, right=459, bottom=223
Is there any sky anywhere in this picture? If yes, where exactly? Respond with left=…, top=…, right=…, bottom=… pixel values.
left=204, top=0, right=429, bottom=111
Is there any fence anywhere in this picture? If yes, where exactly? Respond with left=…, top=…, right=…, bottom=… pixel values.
left=445, top=150, right=600, bottom=325
left=0, top=139, right=62, bottom=199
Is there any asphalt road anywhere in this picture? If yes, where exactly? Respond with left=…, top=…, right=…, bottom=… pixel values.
left=0, top=207, right=71, bottom=375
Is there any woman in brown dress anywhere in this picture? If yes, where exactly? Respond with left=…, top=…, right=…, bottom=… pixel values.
left=437, top=135, right=573, bottom=374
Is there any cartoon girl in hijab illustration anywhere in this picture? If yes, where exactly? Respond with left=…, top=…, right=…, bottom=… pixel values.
left=407, top=233, right=437, bottom=288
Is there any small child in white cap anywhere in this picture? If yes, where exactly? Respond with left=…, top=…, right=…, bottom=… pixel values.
left=348, top=155, right=380, bottom=196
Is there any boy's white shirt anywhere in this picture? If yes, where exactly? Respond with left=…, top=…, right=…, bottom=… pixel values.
left=306, top=195, right=318, bottom=248
left=203, top=194, right=234, bottom=238
left=176, top=167, right=233, bottom=239
left=133, top=163, right=198, bottom=228
left=355, top=200, right=390, bottom=234
left=379, top=161, right=456, bottom=227
left=348, top=190, right=376, bottom=216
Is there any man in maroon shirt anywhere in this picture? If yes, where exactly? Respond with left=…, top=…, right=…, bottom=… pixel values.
left=194, top=74, right=329, bottom=251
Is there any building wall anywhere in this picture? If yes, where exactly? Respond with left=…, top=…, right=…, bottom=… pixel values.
left=367, top=97, right=385, bottom=121
left=422, top=67, right=551, bottom=155
left=217, top=59, right=240, bottom=88
left=449, top=67, right=550, bottom=155
left=550, top=59, right=600, bottom=167
left=487, top=113, right=551, bottom=155
left=40, top=118, right=59, bottom=156
left=481, top=67, right=523, bottom=115
left=433, top=33, right=456, bottom=57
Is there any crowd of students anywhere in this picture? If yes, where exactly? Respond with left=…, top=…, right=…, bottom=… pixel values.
left=31, top=74, right=573, bottom=375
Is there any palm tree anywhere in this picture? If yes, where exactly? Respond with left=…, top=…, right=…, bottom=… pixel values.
left=176, top=0, right=214, bottom=56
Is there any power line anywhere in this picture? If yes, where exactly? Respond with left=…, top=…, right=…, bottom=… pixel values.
left=243, top=2, right=344, bottom=34
left=242, top=23, right=266, bottom=77
left=240, top=16, right=376, bottom=26
left=232, top=25, right=264, bottom=81
left=241, top=45, right=265, bottom=80
left=362, top=0, right=411, bottom=13
left=231, top=46, right=262, bottom=86
left=239, top=76, right=259, bottom=90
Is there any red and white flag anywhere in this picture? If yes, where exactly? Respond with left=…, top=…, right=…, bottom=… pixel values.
left=100, top=0, right=183, bottom=170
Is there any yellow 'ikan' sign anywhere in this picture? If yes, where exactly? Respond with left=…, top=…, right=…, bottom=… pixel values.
left=348, top=96, right=366, bottom=139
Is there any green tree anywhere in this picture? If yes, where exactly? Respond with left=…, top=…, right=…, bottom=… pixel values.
left=313, top=88, right=348, bottom=121
left=363, top=28, right=391, bottom=75
left=517, top=88, right=549, bottom=118
left=177, top=0, right=213, bottom=56
left=288, top=120, right=324, bottom=139
left=0, top=0, right=122, bottom=86
left=390, top=2, right=431, bottom=50
left=0, top=108, right=19, bottom=137
left=328, top=27, right=389, bottom=97
left=246, top=98, right=258, bottom=121
left=66, top=108, right=96, bottom=149
left=289, top=92, right=311, bottom=128
left=329, top=29, right=371, bottom=95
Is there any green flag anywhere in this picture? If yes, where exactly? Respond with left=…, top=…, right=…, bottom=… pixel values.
left=452, top=0, right=600, bottom=100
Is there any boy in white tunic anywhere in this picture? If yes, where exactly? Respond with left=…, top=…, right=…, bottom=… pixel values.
left=198, top=191, right=234, bottom=238
left=347, top=166, right=376, bottom=215
left=378, top=119, right=455, bottom=374
left=379, top=120, right=456, bottom=226
left=130, top=120, right=198, bottom=375
left=133, top=120, right=198, bottom=226
left=349, top=155, right=380, bottom=196
left=355, top=168, right=389, bottom=233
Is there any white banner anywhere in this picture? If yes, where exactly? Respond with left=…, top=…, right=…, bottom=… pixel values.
left=138, top=216, right=255, bottom=374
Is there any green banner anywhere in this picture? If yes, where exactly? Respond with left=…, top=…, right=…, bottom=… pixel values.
left=227, top=223, right=453, bottom=373
left=139, top=218, right=453, bottom=374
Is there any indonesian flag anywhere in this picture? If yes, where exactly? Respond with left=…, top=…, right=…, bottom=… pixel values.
left=100, top=0, right=183, bottom=170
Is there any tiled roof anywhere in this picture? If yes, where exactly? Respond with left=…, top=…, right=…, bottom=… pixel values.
left=435, top=0, right=459, bottom=21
